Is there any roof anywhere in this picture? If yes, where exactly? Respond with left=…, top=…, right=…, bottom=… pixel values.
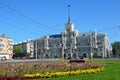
left=0, top=34, right=11, bottom=39
left=49, top=34, right=62, bottom=38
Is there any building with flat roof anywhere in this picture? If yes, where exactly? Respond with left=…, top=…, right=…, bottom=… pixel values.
left=0, top=34, right=13, bottom=59
left=13, top=40, right=34, bottom=58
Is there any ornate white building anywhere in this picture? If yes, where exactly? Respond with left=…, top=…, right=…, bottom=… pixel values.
left=14, top=19, right=112, bottom=59
left=33, top=17, right=112, bottom=59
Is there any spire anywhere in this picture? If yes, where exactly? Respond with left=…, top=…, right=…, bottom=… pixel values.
left=68, top=5, right=71, bottom=23
left=65, top=1, right=74, bottom=32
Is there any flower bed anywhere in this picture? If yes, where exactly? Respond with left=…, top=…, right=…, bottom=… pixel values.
left=23, top=67, right=104, bottom=79
left=0, top=60, right=104, bottom=79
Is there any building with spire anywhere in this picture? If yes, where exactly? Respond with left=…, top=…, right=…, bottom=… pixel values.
left=32, top=5, right=112, bottom=59
left=32, top=18, right=112, bottom=59
left=14, top=5, right=112, bottom=59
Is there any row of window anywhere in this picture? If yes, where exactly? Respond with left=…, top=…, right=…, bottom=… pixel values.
left=0, top=49, right=13, bottom=54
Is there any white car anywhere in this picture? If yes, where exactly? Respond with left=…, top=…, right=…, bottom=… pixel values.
left=1, top=56, right=7, bottom=61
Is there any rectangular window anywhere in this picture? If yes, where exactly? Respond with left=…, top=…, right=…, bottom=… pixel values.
left=100, top=48, right=102, bottom=51
left=0, top=44, right=4, bottom=48
left=0, top=39, right=3, bottom=41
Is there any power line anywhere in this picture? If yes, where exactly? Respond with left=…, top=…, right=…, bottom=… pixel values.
left=0, top=19, right=38, bottom=36
left=0, top=1, right=60, bottom=32
left=0, top=12, right=49, bottom=35
left=98, top=26, right=120, bottom=32
left=0, top=13, right=44, bottom=40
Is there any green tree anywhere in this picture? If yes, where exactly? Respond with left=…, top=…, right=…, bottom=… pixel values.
left=13, top=46, right=24, bottom=57
left=112, top=41, right=120, bottom=57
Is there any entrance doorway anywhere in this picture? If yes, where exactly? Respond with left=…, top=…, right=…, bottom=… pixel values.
left=83, top=53, right=87, bottom=58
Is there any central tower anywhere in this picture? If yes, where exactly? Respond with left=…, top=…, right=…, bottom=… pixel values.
left=65, top=5, right=74, bottom=32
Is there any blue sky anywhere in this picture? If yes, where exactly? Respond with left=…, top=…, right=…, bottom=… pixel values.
left=0, top=0, right=120, bottom=43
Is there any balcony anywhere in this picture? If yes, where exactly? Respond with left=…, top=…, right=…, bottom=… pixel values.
left=8, top=47, right=13, bottom=50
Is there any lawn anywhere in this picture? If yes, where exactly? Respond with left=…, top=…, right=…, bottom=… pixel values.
left=38, top=59, right=120, bottom=80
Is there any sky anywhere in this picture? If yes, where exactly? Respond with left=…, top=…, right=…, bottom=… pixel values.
left=0, top=0, right=120, bottom=43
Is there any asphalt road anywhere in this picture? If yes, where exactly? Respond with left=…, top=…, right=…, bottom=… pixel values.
left=0, top=58, right=119, bottom=64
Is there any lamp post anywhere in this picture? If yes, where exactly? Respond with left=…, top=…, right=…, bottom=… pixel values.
left=62, top=32, right=66, bottom=60
left=90, top=31, right=92, bottom=59
left=35, top=39, right=37, bottom=60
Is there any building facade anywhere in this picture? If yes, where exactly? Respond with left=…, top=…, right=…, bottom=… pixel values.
left=0, top=34, right=13, bottom=59
left=33, top=19, right=112, bottom=59
left=13, top=40, right=34, bottom=57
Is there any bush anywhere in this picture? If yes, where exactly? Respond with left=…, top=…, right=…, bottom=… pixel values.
left=69, top=59, right=85, bottom=63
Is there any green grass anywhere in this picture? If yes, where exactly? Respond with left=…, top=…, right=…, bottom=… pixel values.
left=37, top=59, right=120, bottom=80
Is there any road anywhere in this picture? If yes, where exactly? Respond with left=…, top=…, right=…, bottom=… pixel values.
left=0, top=58, right=119, bottom=64
left=0, top=59, right=63, bottom=64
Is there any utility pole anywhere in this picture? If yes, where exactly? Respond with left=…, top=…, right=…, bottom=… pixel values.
left=62, top=35, right=65, bottom=60
left=62, top=43, right=64, bottom=60
left=62, top=32, right=66, bottom=60
left=90, top=31, right=92, bottom=59
left=103, top=35, right=105, bottom=59
left=35, top=40, right=37, bottom=60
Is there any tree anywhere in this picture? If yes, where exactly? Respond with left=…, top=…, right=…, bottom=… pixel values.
left=13, top=46, right=24, bottom=57
left=112, top=41, right=120, bottom=57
